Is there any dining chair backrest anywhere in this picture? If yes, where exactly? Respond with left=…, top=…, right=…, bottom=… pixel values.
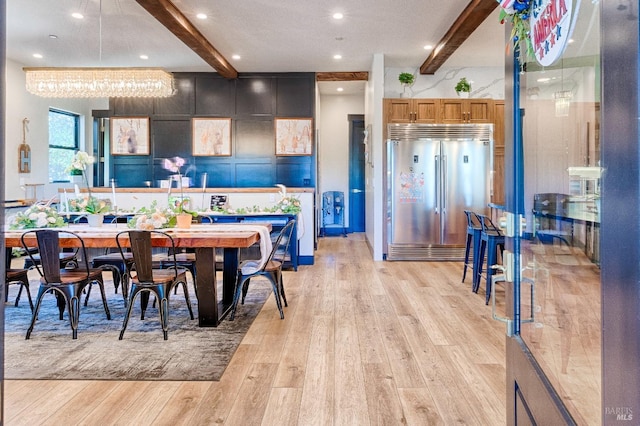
left=21, top=229, right=90, bottom=283
left=265, top=219, right=296, bottom=270
left=116, top=230, right=179, bottom=283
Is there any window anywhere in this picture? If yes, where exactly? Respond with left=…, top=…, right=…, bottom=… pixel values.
left=49, top=109, right=80, bottom=182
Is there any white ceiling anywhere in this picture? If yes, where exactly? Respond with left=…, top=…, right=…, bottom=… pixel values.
left=7, top=0, right=506, bottom=94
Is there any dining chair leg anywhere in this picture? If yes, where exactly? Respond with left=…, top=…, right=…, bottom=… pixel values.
left=230, top=277, right=247, bottom=321
left=176, top=281, right=195, bottom=320
left=267, top=275, right=285, bottom=320
left=25, top=285, right=48, bottom=340
left=119, top=285, right=141, bottom=340
left=94, top=279, right=112, bottom=320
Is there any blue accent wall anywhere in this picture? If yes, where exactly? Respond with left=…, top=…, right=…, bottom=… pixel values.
left=108, top=72, right=316, bottom=189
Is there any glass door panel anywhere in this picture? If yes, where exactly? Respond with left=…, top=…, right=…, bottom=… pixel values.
left=516, top=2, right=601, bottom=423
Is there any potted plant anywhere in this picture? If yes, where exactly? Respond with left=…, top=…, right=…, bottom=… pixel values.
left=163, top=156, right=197, bottom=228
left=455, top=77, right=471, bottom=98
left=69, top=195, right=110, bottom=227
left=398, top=72, right=415, bottom=97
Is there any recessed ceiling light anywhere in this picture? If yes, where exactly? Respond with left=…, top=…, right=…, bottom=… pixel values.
left=232, top=54, right=241, bottom=60
left=333, top=12, right=344, bottom=20
left=333, top=54, right=342, bottom=60
left=140, top=55, right=149, bottom=60
left=196, top=13, right=207, bottom=19
left=337, top=87, right=344, bottom=92
left=32, top=53, right=43, bottom=59
left=49, top=34, right=58, bottom=39
left=424, top=45, right=433, bottom=50
left=537, top=77, right=551, bottom=83
left=71, top=12, right=83, bottom=19
left=568, top=38, right=575, bottom=44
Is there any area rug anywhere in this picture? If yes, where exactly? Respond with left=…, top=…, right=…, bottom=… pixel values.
left=3, top=278, right=269, bottom=381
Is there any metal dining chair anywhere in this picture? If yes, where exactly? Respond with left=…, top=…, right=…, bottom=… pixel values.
left=230, top=219, right=296, bottom=320
left=116, top=229, right=195, bottom=340
left=21, top=229, right=111, bottom=339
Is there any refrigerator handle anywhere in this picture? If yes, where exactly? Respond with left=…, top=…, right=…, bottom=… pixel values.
left=442, top=155, right=447, bottom=213
left=435, top=155, right=440, bottom=213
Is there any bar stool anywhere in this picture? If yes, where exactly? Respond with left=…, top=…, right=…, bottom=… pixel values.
left=474, top=213, right=505, bottom=304
left=462, top=210, right=482, bottom=284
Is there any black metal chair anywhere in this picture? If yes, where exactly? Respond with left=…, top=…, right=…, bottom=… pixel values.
left=230, top=219, right=296, bottom=320
left=462, top=210, right=482, bottom=284
left=89, top=215, right=135, bottom=303
left=20, top=229, right=111, bottom=339
left=4, top=248, right=33, bottom=311
left=473, top=213, right=505, bottom=304
left=116, top=230, right=195, bottom=340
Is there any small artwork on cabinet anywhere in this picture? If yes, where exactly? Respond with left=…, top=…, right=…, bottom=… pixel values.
left=275, top=118, right=313, bottom=156
left=111, top=117, right=150, bottom=155
left=192, top=118, right=232, bottom=156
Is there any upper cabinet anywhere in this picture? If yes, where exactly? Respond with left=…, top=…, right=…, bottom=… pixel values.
left=384, top=98, right=494, bottom=125
left=440, top=98, right=494, bottom=124
left=384, top=98, right=440, bottom=124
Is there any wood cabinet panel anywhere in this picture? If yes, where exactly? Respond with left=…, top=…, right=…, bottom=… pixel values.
left=440, top=98, right=494, bottom=123
left=384, top=98, right=439, bottom=124
left=384, top=99, right=412, bottom=123
left=493, top=101, right=505, bottom=204
left=414, top=99, right=440, bottom=123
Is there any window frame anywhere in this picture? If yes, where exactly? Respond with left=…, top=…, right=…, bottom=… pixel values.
left=48, top=108, right=81, bottom=183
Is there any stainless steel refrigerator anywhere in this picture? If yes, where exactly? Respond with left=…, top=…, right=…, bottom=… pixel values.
left=386, top=123, right=493, bottom=260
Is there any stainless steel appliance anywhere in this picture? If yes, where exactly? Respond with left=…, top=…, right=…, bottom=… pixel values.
left=386, top=123, right=493, bottom=260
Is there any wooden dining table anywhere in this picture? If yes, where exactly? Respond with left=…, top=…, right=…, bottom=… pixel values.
left=4, top=223, right=268, bottom=327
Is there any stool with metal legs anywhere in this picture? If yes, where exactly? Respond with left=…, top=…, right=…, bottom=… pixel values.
left=462, top=210, right=482, bottom=284
left=473, top=213, right=505, bottom=304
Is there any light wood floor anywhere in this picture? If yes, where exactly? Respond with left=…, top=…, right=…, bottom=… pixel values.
left=3, top=234, right=508, bottom=425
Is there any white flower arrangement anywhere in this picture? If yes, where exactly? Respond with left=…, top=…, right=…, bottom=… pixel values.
left=9, top=204, right=66, bottom=229
left=127, top=201, right=176, bottom=230
left=65, top=151, right=94, bottom=175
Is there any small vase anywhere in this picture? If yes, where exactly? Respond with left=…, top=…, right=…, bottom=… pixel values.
left=457, top=91, right=470, bottom=99
left=70, top=175, right=83, bottom=184
left=87, top=214, right=104, bottom=227
left=176, top=213, right=192, bottom=229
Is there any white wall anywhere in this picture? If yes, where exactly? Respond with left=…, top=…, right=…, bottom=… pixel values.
left=5, top=59, right=108, bottom=202
left=318, top=94, right=364, bottom=228
left=385, top=66, right=505, bottom=100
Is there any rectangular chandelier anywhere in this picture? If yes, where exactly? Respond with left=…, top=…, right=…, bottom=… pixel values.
left=23, top=67, right=175, bottom=98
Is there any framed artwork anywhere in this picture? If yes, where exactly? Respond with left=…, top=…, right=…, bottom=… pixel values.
left=111, top=117, right=150, bottom=155
left=192, top=118, right=232, bottom=156
left=275, top=118, right=313, bottom=156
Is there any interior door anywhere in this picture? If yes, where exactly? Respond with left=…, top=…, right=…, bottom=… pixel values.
left=349, top=116, right=365, bottom=233
left=502, top=3, right=602, bottom=424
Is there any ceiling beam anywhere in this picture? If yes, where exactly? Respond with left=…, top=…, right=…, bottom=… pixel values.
left=420, top=0, right=498, bottom=75
left=135, top=0, right=238, bottom=79
left=316, top=72, right=369, bottom=81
